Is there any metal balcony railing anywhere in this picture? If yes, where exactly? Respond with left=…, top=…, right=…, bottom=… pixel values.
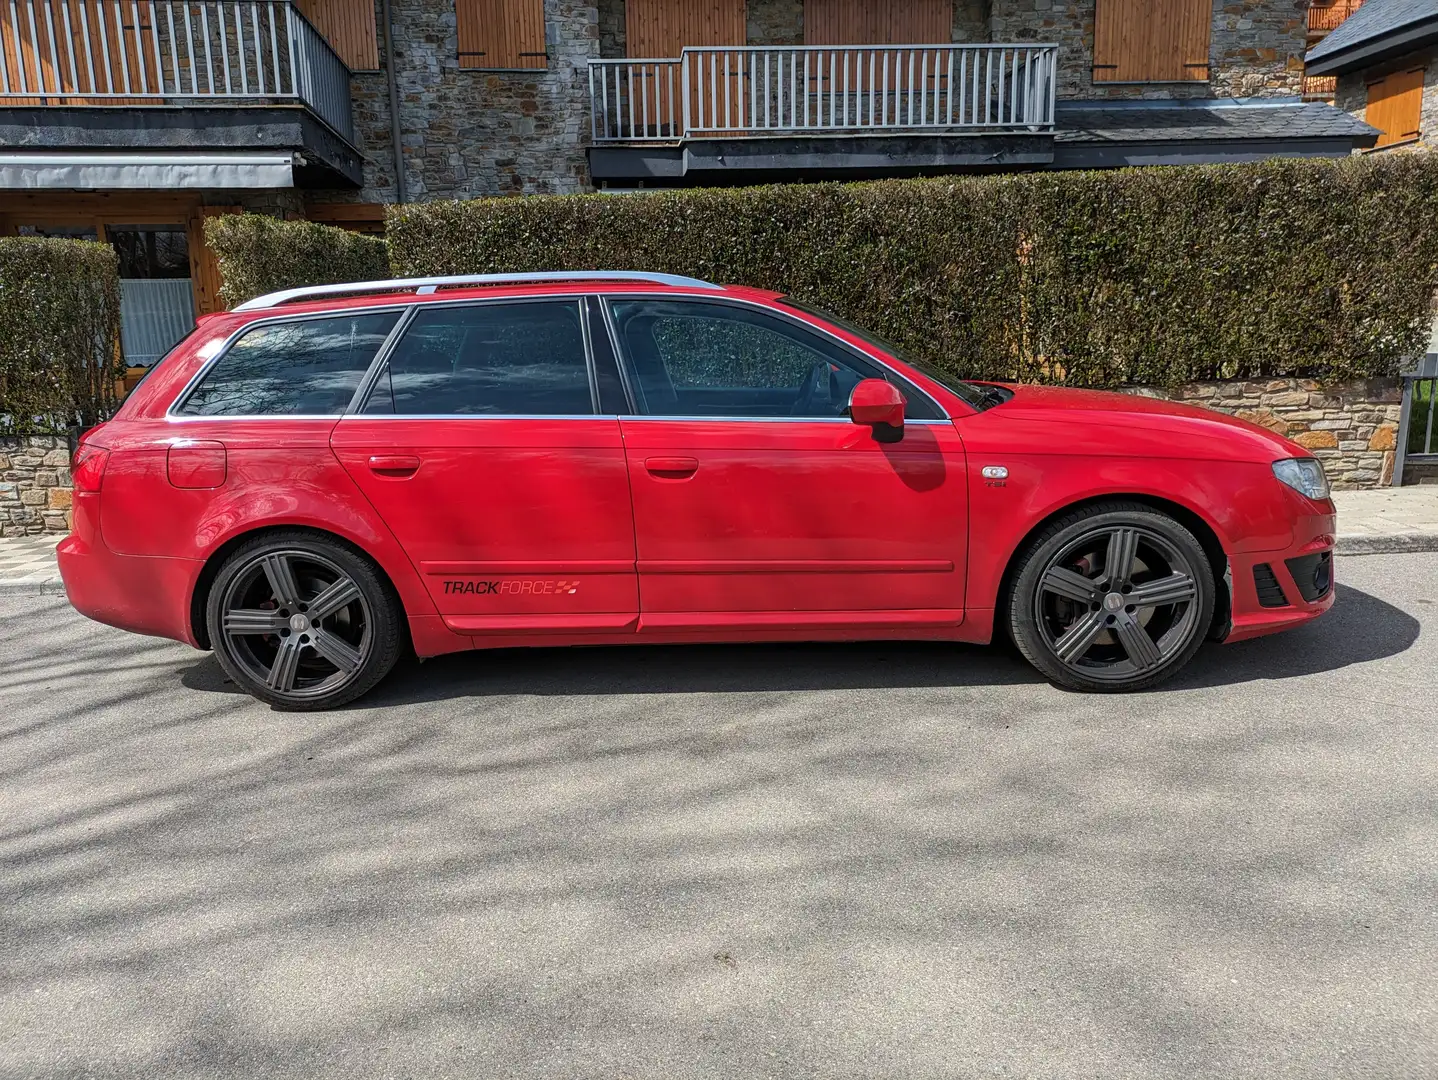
left=589, top=44, right=1058, bottom=144
left=0, top=0, right=353, bottom=142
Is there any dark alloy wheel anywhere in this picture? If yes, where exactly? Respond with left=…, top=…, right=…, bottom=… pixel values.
left=1008, top=504, right=1215, bottom=693
left=206, top=532, right=404, bottom=710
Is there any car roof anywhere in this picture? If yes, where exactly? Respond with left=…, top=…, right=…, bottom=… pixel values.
left=229, top=272, right=781, bottom=321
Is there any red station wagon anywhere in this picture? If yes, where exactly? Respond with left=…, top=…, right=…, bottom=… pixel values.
left=58, top=271, right=1337, bottom=709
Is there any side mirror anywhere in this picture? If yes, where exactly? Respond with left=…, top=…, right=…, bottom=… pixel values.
left=848, top=379, right=906, bottom=441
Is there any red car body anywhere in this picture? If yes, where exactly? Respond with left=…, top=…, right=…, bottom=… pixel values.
left=58, top=276, right=1335, bottom=697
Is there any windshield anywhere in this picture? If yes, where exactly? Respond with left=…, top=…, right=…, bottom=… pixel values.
left=777, top=297, right=992, bottom=410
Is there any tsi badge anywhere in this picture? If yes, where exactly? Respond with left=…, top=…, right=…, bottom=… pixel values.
left=981, top=465, right=1009, bottom=487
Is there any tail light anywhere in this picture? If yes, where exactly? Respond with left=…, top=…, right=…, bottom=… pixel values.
left=71, top=444, right=110, bottom=493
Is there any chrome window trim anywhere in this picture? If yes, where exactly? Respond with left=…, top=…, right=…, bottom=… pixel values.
left=328, top=414, right=952, bottom=424
left=166, top=305, right=411, bottom=419
left=349, top=295, right=600, bottom=418
left=597, top=293, right=952, bottom=422
left=345, top=306, right=421, bottom=415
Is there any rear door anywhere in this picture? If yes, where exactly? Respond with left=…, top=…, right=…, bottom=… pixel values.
left=331, top=296, right=639, bottom=637
left=606, top=296, right=968, bottom=632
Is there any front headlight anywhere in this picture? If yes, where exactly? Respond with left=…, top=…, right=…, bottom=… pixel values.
left=1272, top=457, right=1331, bottom=501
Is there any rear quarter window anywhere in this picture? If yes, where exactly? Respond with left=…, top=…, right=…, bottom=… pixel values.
left=176, top=311, right=400, bottom=416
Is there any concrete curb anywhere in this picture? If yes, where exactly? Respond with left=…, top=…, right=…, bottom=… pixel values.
left=1335, top=533, right=1438, bottom=556
left=0, top=579, right=65, bottom=596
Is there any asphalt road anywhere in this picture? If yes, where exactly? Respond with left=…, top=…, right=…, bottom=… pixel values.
left=2, top=553, right=1435, bottom=1079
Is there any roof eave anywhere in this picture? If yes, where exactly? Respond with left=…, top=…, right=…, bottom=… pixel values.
left=1305, top=15, right=1438, bottom=75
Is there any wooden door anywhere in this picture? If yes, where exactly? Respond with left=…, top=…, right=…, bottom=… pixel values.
left=1366, top=65, right=1425, bottom=149
left=625, top=0, right=746, bottom=56
left=804, top=0, right=952, bottom=45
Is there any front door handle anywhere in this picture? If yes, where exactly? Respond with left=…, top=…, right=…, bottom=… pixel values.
left=645, top=456, right=699, bottom=479
left=368, top=454, right=421, bottom=478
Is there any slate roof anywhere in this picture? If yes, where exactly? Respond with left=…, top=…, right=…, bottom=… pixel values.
left=1306, top=0, right=1438, bottom=66
left=1055, top=99, right=1379, bottom=143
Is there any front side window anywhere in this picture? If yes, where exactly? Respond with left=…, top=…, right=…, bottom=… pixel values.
left=363, top=301, right=593, bottom=416
left=178, top=311, right=400, bottom=416
left=606, top=299, right=939, bottom=419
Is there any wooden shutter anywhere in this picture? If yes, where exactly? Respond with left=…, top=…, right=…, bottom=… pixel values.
left=295, top=0, right=379, bottom=71
left=458, top=0, right=547, bottom=69
left=804, top=0, right=952, bottom=45
left=1366, top=66, right=1424, bottom=149
left=1093, top=0, right=1210, bottom=83
left=625, top=0, right=746, bottom=57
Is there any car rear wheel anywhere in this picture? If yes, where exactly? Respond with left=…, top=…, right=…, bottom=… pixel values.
left=1007, top=503, right=1215, bottom=693
left=206, top=532, right=404, bottom=710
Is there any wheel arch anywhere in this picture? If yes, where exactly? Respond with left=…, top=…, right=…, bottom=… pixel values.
left=993, top=492, right=1231, bottom=644
left=188, top=524, right=408, bottom=651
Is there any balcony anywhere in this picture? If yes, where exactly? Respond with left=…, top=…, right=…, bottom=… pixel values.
left=0, top=0, right=360, bottom=188
left=1308, top=0, right=1363, bottom=36
left=587, top=43, right=1058, bottom=186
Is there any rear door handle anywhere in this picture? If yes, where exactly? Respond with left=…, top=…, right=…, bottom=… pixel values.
left=368, top=454, right=421, bottom=477
left=645, top=456, right=699, bottom=479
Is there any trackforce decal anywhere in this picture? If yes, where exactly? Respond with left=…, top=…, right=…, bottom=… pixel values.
left=443, top=579, right=580, bottom=596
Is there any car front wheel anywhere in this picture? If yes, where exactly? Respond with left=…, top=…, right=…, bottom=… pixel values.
left=206, top=532, right=404, bottom=710
left=1007, top=503, right=1215, bottom=693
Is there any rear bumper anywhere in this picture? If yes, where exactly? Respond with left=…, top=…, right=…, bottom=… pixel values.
left=56, top=504, right=202, bottom=647
left=1223, top=503, right=1336, bottom=644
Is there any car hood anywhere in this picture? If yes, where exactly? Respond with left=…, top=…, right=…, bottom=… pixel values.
left=986, top=383, right=1302, bottom=461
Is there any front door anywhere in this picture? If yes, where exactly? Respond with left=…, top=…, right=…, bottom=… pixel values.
left=331, top=297, right=639, bottom=636
left=605, top=296, right=967, bottom=632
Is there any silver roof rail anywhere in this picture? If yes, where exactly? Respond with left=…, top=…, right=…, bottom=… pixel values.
left=232, top=270, right=726, bottom=311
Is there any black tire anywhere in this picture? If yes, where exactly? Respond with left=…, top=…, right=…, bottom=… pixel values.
left=1006, top=502, right=1215, bottom=693
left=205, top=530, right=404, bottom=710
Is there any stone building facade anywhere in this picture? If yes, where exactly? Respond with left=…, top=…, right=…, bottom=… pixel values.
left=308, top=0, right=1314, bottom=205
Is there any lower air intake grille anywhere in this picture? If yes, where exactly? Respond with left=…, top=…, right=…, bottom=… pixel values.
left=1253, top=563, right=1288, bottom=608
left=1285, top=551, right=1334, bottom=603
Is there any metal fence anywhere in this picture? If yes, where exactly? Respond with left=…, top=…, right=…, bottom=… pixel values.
left=589, top=43, right=1058, bottom=143
left=1395, top=362, right=1438, bottom=484
left=0, top=0, right=353, bottom=141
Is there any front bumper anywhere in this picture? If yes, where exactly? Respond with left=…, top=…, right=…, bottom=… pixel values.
left=1222, top=501, right=1336, bottom=644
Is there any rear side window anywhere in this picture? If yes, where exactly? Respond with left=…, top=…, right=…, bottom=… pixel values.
left=177, top=312, right=400, bottom=416
left=362, top=301, right=593, bottom=416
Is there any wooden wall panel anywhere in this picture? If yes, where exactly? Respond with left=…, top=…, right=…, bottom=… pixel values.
left=625, top=0, right=746, bottom=57
left=457, top=0, right=547, bottom=69
left=188, top=206, right=242, bottom=315
left=1093, top=0, right=1210, bottom=83
left=1366, top=66, right=1424, bottom=149
left=804, top=0, right=952, bottom=45
left=295, top=0, right=379, bottom=71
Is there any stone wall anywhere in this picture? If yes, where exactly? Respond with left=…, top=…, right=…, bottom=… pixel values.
left=1335, top=46, right=1438, bottom=152
left=1126, top=377, right=1401, bottom=489
left=323, top=0, right=598, bottom=203
left=0, top=436, right=72, bottom=537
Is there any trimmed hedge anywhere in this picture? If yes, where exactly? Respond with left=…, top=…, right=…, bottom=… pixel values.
left=206, top=214, right=390, bottom=308
left=0, top=237, right=121, bottom=434
left=386, top=156, right=1438, bottom=387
